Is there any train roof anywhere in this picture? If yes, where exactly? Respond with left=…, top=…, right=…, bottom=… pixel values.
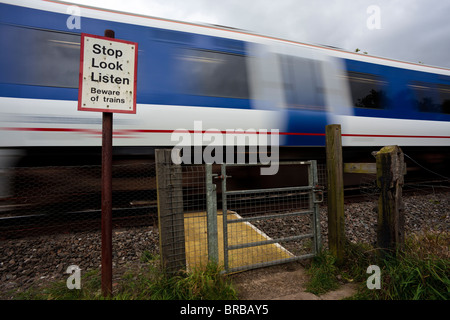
left=3, top=0, right=450, bottom=76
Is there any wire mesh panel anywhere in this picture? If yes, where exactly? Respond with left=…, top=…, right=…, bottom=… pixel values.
left=0, top=160, right=158, bottom=297
left=155, top=149, right=186, bottom=273
left=181, top=165, right=209, bottom=271
left=155, top=155, right=323, bottom=274
left=0, top=162, right=156, bottom=238
left=220, top=161, right=322, bottom=273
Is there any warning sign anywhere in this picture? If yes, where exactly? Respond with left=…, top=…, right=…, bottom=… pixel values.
left=78, top=33, right=138, bottom=114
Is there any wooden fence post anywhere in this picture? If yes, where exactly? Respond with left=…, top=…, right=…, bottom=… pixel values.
left=155, top=149, right=186, bottom=273
left=375, top=145, right=405, bottom=256
left=325, top=124, right=345, bottom=265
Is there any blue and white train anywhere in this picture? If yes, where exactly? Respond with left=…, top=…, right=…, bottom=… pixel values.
left=0, top=0, right=449, bottom=196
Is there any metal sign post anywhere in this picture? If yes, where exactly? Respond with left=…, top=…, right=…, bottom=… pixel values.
left=101, top=104, right=113, bottom=297
left=78, top=29, right=138, bottom=297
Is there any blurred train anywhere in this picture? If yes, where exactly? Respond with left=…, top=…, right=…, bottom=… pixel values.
left=1, top=0, right=450, bottom=199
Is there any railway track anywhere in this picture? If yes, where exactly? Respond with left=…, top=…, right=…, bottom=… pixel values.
left=1, top=176, right=447, bottom=240
left=0, top=202, right=158, bottom=239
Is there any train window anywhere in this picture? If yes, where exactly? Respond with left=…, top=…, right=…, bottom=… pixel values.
left=438, top=84, right=450, bottom=114
left=177, top=49, right=249, bottom=99
left=409, top=82, right=441, bottom=113
left=346, top=71, right=388, bottom=109
left=0, top=24, right=80, bottom=88
left=279, top=55, right=325, bottom=110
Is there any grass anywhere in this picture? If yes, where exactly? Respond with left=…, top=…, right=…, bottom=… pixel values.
left=359, top=231, right=450, bottom=300
left=305, top=250, right=340, bottom=295
left=11, top=232, right=449, bottom=300
left=115, top=261, right=237, bottom=300
left=305, top=231, right=449, bottom=300
left=15, top=269, right=103, bottom=300
left=14, top=253, right=238, bottom=300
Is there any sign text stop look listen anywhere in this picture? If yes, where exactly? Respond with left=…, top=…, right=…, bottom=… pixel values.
left=78, top=33, right=138, bottom=114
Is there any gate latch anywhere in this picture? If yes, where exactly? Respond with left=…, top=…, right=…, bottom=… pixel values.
left=313, top=185, right=324, bottom=204
left=214, top=174, right=232, bottom=180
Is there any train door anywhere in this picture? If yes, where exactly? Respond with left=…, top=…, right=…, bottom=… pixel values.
left=248, top=42, right=342, bottom=147
left=277, top=44, right=331, bottom=146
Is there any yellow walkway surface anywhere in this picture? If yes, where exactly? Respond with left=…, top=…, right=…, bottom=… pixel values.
left=184, top=210, right=293, bottom=272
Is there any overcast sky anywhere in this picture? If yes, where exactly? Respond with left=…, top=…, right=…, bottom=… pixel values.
left=63, top=0, right=450, bottom=68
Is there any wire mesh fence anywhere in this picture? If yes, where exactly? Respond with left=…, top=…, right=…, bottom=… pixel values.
left=0, top=162, right=157, bottom=238
left=227, top=188, right=314, bottom=255
left=155, top=150, right=211, bottom=273
left=181, top=165, right=212, bottom=271
left=154, top=154, right=324, bottom=274
left=220, top=162, right=321, bottom=273
left=0, top=161, right=158, bottom=298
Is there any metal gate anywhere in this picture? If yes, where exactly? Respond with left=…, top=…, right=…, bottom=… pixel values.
left=206, top=161, right=323, bottom=274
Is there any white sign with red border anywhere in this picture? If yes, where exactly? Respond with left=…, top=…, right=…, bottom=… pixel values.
left=78, top=33, right=138, bottom=114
